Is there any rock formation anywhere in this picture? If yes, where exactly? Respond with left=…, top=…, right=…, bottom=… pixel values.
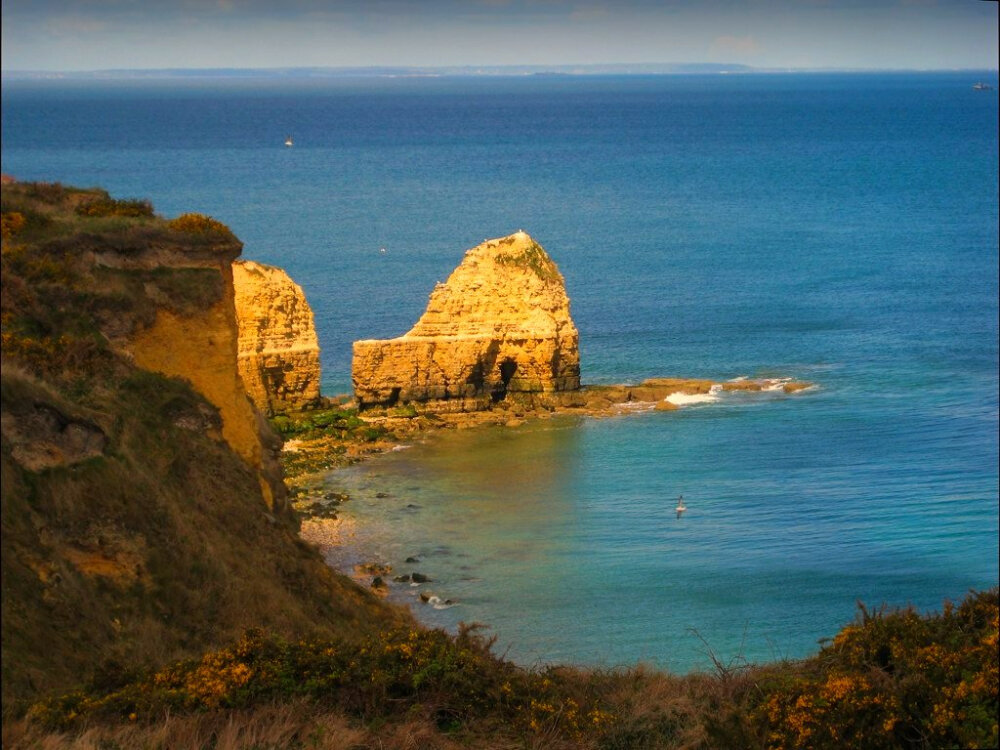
left=233, top=260, right=321, bottom=416
left=353, top=232, right=580, bottom=411
left=117, top=229, right=285, bottom=511
left=1, top=183, right=397, bottom=704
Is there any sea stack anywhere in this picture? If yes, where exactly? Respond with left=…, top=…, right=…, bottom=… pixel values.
left=233, top=260, right=322, bottom=416
left=352, top=231, right=580, bottom=411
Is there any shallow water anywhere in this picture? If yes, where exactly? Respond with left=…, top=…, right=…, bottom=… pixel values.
left=3, top=71, right=997, bottom=670
left=320, top=377, right=996, bottom=671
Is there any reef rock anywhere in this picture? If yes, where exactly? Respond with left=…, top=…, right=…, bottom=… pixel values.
left=233, top=260, right=321, bottom=416
left=353, top=232, right=580, bottom=411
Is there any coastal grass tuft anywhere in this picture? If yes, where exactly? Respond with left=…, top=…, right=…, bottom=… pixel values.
left=494, top=240, right=561, bottom=283
left=166, top=212, right=234, bottom=239
left=271, top=406, right=397, bottom=482
left=75, top=196, right=154, bottom=219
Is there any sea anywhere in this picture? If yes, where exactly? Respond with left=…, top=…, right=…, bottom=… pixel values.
left=2, top=71, right=997, bottom=673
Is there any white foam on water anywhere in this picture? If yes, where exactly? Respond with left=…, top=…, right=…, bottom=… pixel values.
left=665, top=384, right=723, bottom=407
left=761, top=378, right=792, bottom=392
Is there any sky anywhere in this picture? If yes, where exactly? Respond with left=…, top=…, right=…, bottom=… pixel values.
left=1, top=0, right=997, bottom=73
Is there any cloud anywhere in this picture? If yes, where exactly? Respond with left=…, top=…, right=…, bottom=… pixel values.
left=708, top=34, right=761, bottom=59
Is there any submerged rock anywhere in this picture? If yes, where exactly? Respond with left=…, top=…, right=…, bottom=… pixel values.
left=783, top=382, right=812, bottom=394
left=654, top=400, right=680, bottom=411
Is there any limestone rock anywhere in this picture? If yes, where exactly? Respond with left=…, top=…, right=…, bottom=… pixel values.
left=353, top=232, right=580, bottom=411
left=232, top=260, right=321, bottom=416
left=653, top=400, right=680, bottom=411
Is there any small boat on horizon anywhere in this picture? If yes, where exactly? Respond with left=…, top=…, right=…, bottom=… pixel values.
left=972, top=82, right=994, bottom=91
left=676, top=495, right=687, bottom=517
left=284, top=135, right=294, bottom=147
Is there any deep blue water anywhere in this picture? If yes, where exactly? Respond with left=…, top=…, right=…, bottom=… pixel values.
left=3, top=72, right=997, bottom=671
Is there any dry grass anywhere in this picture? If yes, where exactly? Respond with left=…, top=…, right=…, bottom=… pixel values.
left=1, top=183, right=405, bottom=710
left=3, top=702, right=370, bottom=750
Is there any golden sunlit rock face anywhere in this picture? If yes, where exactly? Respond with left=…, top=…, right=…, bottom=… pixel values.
left=126, top=245, right=284, bottom=510
left=233, top=260, right=321, bottom=417
left=352, top=232, right=580, bottom=412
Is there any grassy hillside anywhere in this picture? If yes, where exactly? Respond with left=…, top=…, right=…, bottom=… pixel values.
left=0, top=182, right=403, bottom=711
left=8, top=590, right=998, bottom=749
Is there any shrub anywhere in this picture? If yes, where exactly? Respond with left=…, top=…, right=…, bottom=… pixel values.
left=75, top=197, right=154, bottom=219
left=26, top=623, right=616, bottom=740
left=1, top=211, right=27, bottom=242
left=392, top=403, right=419, bottom=418
left=269, top=407, right=385, bottom=442
left=749, top=589, right=999, bottom=750
left=167, top=213, right=231, bottom=236
left=495, top=241, right=561, bottom=282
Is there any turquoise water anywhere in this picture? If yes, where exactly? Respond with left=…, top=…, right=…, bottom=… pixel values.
left=2, top=72, right=997, bottom=670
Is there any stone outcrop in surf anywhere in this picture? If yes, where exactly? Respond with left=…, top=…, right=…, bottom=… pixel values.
left=233, top=260, right=321, bottom=417
left=352, top=232, right=580, bottom=412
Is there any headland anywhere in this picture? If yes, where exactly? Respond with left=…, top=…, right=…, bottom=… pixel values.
left=3, top=181, right=993, bottom=750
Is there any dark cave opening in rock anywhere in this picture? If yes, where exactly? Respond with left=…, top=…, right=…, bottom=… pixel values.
left=492, top=358, right=518, bottom=403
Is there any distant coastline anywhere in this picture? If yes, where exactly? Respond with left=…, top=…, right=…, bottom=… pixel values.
left=3, top=63, right=998, bottom=81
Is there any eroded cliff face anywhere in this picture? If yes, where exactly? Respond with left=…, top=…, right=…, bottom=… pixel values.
left=353, top=232, right=580, bottom=411
left=232, top=260, right=321, bottom=417
left=1, top=183, right=397, bottom=704
left=122, top=241, right=285, bottom=510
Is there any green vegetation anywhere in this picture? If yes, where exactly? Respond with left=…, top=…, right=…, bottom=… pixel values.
left=391, top=402, right=420, bottom=418
left=494, top=240, right=562, bottom=283
left=75, top=196, right=154, bottom=219
left=2, top=183, right=158, bottom=246
left=1, top=182, right=401, bottom=714
left=270, top=406, right=396, bottom=482
left=27, top=624, right=612, bottom=739
left=272, top=406, right=379, bottom=441
left=747, top=590, right=999, bottom=749
left=166, top=212, right=234, bottom=238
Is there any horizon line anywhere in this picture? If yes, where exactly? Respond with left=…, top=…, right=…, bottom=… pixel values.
left=3, top=63, right=998, bottom=80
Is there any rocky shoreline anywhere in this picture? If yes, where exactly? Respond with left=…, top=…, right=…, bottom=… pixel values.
left=282, top=375, right=813, bottom=479
left=284, top=374, right=813, bottom=604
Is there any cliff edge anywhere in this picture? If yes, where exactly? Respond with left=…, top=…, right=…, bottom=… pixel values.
left=353, top=232, right=580, bottom=411
left=0, top=182, right=398, bottom=706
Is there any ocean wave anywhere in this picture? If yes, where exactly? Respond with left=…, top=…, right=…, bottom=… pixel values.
left=665, top=384, right=723, bottom=406
left=426, top=595, right=457, bottom=610
left=761, top=378, right=791, bottom=392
